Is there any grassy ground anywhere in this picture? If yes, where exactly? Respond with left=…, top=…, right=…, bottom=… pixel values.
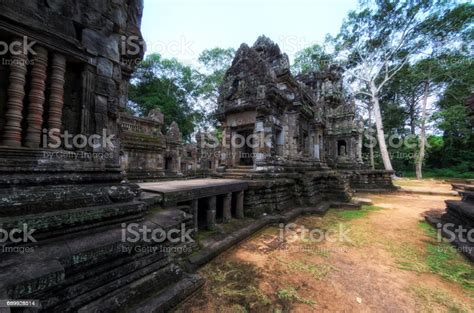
left=401, top=170, right=474, bottom=179
left=176, top=184, right=473, bottom=312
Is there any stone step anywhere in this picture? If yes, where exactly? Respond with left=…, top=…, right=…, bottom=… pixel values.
left=452, top=183, right=474, bottom=192
left=446, top=200, right=474, bottom=221
left=225, top=168, right=253, bottom=174
left=126, top=273, right=204, bottom=313
left=75, top=264, right=197, bottom=313
left=233, top=165, right=253, bottom=169
left=49, top=254, right=171, bottom=312
left=222, top=174, right=247, bottom=179
left=460, top=190, right=474, bottom=204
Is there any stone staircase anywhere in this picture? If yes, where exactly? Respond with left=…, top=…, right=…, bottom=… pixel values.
left=425, top=182, right=474, bottom=262
left=222, top=165, right=254, bottom=179
left=0, top=189, right=203, bottom=313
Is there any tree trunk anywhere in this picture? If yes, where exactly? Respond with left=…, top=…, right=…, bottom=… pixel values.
left=371, top=85, right=393, bottom=171
left=415, top=77, right=430, bottom=179
left=368, top=104, right=375, bottom=170
left=409, top=101, right=416, bottom=135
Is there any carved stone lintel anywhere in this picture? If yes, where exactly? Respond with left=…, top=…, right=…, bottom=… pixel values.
left=47, top=53, right=66, bottom=143
left=25, top=46, right=48, bottom=148
left=2, top=37, right=28, bottom=146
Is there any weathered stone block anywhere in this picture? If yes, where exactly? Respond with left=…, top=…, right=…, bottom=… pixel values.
left=96, top=76, right=117, bottom=97
left=97, top=57, right=114, bottom=77
left=82, top=29, right=120, bottom=62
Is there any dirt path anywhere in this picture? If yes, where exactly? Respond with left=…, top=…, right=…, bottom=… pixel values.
left=176, top=181, right=473, bottom=312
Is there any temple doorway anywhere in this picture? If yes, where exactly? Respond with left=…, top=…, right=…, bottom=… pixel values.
left=234, top=129, right=254, bottom=166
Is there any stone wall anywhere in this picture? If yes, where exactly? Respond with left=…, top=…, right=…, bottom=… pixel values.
left=0, top=0, right=145, bottom=181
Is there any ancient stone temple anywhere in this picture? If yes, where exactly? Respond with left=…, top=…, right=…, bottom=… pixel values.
left=0, top=1, right=202, bottom=312
left=215, top=36, right=395, bottom=215
left=0, top=3, right=396, bottom=311
left=118, top=108, right=200, bottom=180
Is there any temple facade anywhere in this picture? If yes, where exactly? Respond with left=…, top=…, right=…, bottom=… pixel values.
left=216, top=36, right=364, bottom=173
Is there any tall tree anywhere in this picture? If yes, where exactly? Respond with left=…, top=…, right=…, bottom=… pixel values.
left=129, top=53, right=201, bottom=140
left=292, top=44, right=334, bottom=75
left=196, top=47, right=235, bottom=127
left=413, top=1, right=474, bottom=178
left=335, top=0, right=433, bottom=171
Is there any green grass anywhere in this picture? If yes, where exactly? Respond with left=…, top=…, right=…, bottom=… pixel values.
left=336, top=205, right=383, bottom=221
left=390, top=242, right=430, bottom=273
left=402, top=169, right=474, bottom=179
left=425, top=244, right=474, bottom=290
left=418, top=220, right=438, bottom=237
left=276, top=257, right=336, bottom=280
left=202, top=260, right=272, bottom=310
left=276, top=287, right=316, bottom=306
left=397, top=222, right=474, bottom=290
left=410, top=285, right=471, bottom=313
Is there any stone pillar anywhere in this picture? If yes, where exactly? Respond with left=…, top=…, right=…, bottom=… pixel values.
left=235, top=191, right=244, bottom=219
left=206, top=196, right=216, bottom=230
left=25, top=46, right=48, bottom=148
left=223, top=192, right=232, bottom=223
left=191, top=199, right=198, bottom=232
left=47, top=54, right=66, bottom=143
left=2, top=37, right=28, bottom=146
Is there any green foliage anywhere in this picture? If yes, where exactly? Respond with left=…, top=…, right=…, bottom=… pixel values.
left=292, top=44, right=333, bottom=75
left=196, top=47, right=235, bottom=127
left=128, top=48, right=235, bottom=138
left=333, top=0, right=473, bottom=175
left=129, top=53, right=201, bottom=140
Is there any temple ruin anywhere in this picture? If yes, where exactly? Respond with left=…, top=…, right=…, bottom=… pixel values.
left=0, top=1, right=396, bottom=312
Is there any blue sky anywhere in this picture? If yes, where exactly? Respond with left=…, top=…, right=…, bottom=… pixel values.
left=141, top=0, right=359, bottom=65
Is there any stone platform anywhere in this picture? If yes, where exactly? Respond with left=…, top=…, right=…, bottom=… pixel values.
left=140, top=179, right=249, bottom=232
left=139, top=178, right=248, bottom=206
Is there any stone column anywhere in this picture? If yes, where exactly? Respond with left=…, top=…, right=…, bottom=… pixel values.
left=47, top=54, right=66, bottom=143
left=2, top=37, right=28, bottom=146
left=206, top=196, right=216, bottom=230
left=25, top=46, right=48, bottom=148
left=223, top=192, right=232, bottom=223
left=191, top=199, right=198, bottom=232
left=235, top=191, right=244, bottom=219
